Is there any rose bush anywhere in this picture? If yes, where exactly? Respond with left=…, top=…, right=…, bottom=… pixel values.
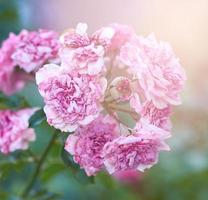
left=0, top=22, right=186, bottom=199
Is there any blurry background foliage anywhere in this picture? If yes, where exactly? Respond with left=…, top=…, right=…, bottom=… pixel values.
left=1, top=1, right=208, bottom=200
left=0, top=0, right=21, bottom=41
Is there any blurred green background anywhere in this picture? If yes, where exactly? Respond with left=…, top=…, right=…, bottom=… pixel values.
left=0, top=1, right=208, bottom=200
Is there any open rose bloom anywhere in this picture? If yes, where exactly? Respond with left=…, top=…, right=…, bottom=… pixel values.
left=0, top=108, right=38, bottom=154
left=35, top=23, right=186, bottom=176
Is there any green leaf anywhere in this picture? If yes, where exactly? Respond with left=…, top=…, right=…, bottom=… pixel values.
left=75, top=169, right=95, bottom=184
left=61, top=147, right=79, bottom=171
left=29, top=109, right=46, bottom=128
left=95, top=172, right=116, bottom=189
left=61, top=147, right=94, bottom=184
left=41, top=163, right=65, bottom=182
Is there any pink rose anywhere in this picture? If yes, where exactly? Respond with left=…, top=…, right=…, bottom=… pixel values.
left=102, top=122, right=170, bottom=174
left=0, top=33, right=26, bottom=95
left=140, top=101, right=172, bottom=131
left=65, top=115, right=119, bottom=176
left=0, top=33, right=17, bottom=69
left=60, top=23, right=105, bottom=75
left=36, top=64, right=107, bottom=132
left=60, top=23, right=90, bottom=49
left=12, top=29, right=59, bottom=73
left=120, top=34, right=186, bottom=108
left=0, top=108, right=37, bottom=154
left=92, top=23, right=134, bottom=52
left=60, top=44, right=104, bottom=75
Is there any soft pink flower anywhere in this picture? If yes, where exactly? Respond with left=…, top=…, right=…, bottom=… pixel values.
left=0, top=33, right=17, bottom=68
left=120, top=34, right=186, bottom=108
left=61, top=43, right=104, bottom=75
left=0, top=33, right=26, bottom=95
left=12, top=29, right=59, bottom=73
left=65, top=114, right=119, bottom=176
left=93, top=23, right=134, bottom=52
left=60, top=24, right=105, bottom=75
left=0, top=108, right=37, bottom=154
left=60, top=23, right=90, bottom=48
left=102, top=122, right=170, bottom=174
left=36, top=64, right=107, bottom=132
left=140, top=101, right=172, bottom=131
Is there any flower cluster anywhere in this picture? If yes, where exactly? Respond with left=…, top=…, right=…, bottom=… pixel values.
left=0, top=29, right=59, bottom=95
left=35, top=23, right=186, bottom=176
left=0, top=108, right=37, bottom=154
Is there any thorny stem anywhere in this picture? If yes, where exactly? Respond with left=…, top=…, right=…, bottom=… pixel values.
left=103, top=102, right=132, bottom=127
left=105, top=98, right=116, bottom=104
left=21, top=131, right=58, bottom=199
left=109, top=105, right=138, bottom=115
left=109, top=105, right=139, bottom=121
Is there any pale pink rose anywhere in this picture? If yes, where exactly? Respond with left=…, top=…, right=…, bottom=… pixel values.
left=102, top=122, right=170, bottom=174
left=0, top=33, right=17, bottom=68
left=65, top=114, right=119, bottom=176
left=60, top=23, right=90, bottom=48
left=0, top=33, right=26, bottom=95
left=120, top=34, right=186, bottom=109
left=0, top=108, right=37, bottom=154
left=12, top=29, right=59, bottom=73
left=140, top=101, right=172, bottom=131
left=60, top=23, right=105, bottom=75
left=60, top=44, right=105, bottom=75
left=92, top=23, right=134, bottom=52
left=36, top=64, right=107, bottom=132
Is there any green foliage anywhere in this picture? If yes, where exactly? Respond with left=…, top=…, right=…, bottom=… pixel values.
left=29, top=109, right=46, bottom=128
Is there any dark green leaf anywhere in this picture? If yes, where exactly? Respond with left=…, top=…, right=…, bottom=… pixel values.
left=29, top=109, right=46, bottom=128
left=41, top=163, right=65, bottom=182
left=61, top=146, right=94, bottom=184
left=61, top=146, right=79, bottom=171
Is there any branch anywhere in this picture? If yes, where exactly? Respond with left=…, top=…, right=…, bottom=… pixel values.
left=21, top=130, right=58, bottom=198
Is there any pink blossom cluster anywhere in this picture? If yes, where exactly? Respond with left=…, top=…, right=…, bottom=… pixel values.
left=35, top=23, right=186, bottom=176
left=0, top=29, right=59, bottom=95
left=0, top=108, right=37, bottom=154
